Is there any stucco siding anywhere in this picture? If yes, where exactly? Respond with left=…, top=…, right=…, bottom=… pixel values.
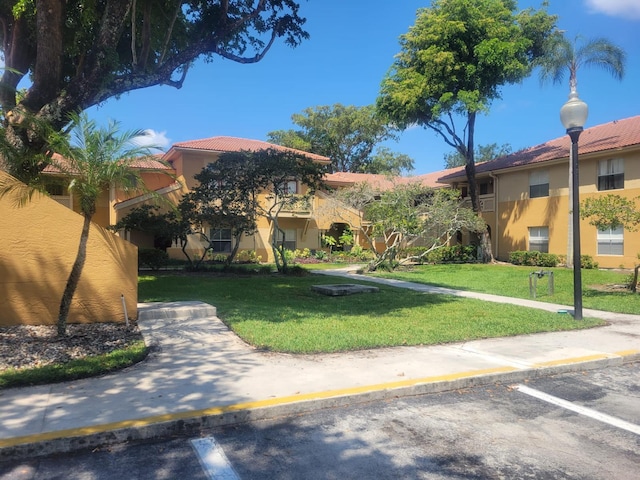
left=0, top=173, right=138, bottom=326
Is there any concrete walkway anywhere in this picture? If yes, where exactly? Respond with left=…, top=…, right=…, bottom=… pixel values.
left=1, top=272, right=639, bottom=460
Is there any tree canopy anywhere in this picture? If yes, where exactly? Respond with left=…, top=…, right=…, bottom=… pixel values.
left=184, top=148, right=327, bottom=272
left=0, top=0, right=308, bottom=178
left=443, top=143, right=512, bottom=169
left=267, top=104, right=414, bottom=174
left=332, top=182, right=486, bottom=271
left=377, top=0, right=557, bottom=261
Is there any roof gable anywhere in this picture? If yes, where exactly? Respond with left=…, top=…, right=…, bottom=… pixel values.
left=169, top=136, right=331, bottom=163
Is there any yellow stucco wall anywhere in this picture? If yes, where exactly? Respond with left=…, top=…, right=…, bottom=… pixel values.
left=0, top=172, right=138, bottom=326
left=493, top=151, right=640, bottom=269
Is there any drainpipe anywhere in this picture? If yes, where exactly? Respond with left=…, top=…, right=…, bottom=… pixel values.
left=490, top=172, right=499, bottom=260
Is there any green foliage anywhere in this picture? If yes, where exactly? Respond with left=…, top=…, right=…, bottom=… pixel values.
left=509, top=251, right=560, bottom=267
left=138, top=248, right=169, bottom=270
left=339, top=183, right=485, bottom=271
left=537, top=36, right=626, bottom=92
left=112, top=205, right=182, bottom=250
left=580, top=255, right=598, bottom=270
left=314, top=250, right=327, bottom=260
left=2, top=1, right=309, bottom=178
left=443, top=143, right=512, bottom=169
left=580, top=194, right=640, bottom=231
left=236, top=250, right=261, bottom=264
left=267, top=104, right=413, bottom=174
left=405, top=245, right=478, bottom=263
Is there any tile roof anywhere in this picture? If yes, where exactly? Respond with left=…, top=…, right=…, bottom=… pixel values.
left=324, top=168, right=459, bottom=191
left=171, top=136, right=331, bottom=163
left=438, top=115, right=640, bottom=182
left=43, top=153, right=171, bottom=174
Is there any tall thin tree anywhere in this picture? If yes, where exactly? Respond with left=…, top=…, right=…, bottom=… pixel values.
left=50, top=113, right=161, bottom=336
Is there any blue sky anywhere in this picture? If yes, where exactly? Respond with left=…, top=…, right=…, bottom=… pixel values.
left=87, top=0, right=640, bottom=175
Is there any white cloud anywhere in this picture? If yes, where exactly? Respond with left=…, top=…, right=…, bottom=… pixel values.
left=132, top=129, right=171, bottom=150
left=585, top=0, right=640, bottom=19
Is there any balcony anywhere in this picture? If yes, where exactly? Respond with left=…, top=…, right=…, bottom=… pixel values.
left=271, top=194, right=314, bottom=218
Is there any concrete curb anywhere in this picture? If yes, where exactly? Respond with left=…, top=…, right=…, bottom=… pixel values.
left=2, top=352, right=637, bottom=462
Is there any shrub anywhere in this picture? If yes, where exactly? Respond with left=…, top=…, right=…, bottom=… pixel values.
left=315, top=250, right=327, bottom=260
left=402, top=245, right=478, bottom=264
left=235, top=250, right=261, bottom=264
left=581, top=255, right=598, bottom=269
left=138, top=248, right=169, bottom=270
left=509, top=251, right=560, bottom=268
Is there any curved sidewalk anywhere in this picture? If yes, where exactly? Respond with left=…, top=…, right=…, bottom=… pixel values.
left=1, top=274, right=639, bottom=460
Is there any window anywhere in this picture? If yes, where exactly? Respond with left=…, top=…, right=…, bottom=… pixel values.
left=45, top=182, right=65, bottom=196
left=209, top=228, right=232, bottom=253
left=529, top=170, right=549, bottom=198
left=478, top=180, right=493, bottom=195
left=598, top=159, right=624, bottom=191
left=528, top=226, right=549, bottom=253
left=285, top=180, right=298, bottom=194
left=278, top=228, right=297, bottom=251
left=597, top=226, right=624, bottom=255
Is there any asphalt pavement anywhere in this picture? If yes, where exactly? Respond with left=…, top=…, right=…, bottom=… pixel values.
left=1, top=269, right=638, bottom=461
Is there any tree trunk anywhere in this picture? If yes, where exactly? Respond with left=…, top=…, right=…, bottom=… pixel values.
left=57, top=213, right=92, bottom=336
left=463, top=112, right=493, bottom=263
left=631, top=265, right=639, bottom=293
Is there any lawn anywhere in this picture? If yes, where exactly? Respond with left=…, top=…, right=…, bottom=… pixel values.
left=138, top=273, right=603, bottom=354
left=370, top=264, right=639, bottom=315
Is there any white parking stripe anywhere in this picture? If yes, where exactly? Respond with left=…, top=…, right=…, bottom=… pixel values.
left=516, top=384, right=640, bottom=436
left=191, top=436, right=240, bottom=480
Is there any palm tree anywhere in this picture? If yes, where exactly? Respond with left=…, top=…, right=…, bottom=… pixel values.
left=537, top=35, right=626, bottom=267
left=50, top=113, right=160, bottom=336
left=537, top=35, right=626, bottom=93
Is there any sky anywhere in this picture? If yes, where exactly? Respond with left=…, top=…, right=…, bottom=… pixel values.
left=86, top=0, right=640, bottom=175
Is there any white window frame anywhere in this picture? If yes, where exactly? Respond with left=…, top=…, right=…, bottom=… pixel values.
left=528, top=226, right=549, bottom=253
left=209, top=228, right=233, bottom=253
left=285, top=180, right=298, bottom=194
left=597, top=226, right=624, bottom=255
left=278, top=228, right=297, bottom=251
left=529, top=170, right=549, bottom=198
left=597, top=158, right=624, bottom=191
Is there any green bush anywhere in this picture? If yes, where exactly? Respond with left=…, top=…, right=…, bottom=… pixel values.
left=315, top=250, right=327, bottom=260
left=235, top=250, right=261, bottom=264
left=509, top=251, right=559, bottom=268
left=138, top=248, right=169, bottom=270
left=401, top=245, right=477, bottom=264
left=581, top=255, right=598, bottom=269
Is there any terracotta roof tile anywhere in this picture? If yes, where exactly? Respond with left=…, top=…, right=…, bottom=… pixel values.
left=439, top=115, right=640, bottom=182
left=43, top=153, right=171, bottom=174
left=171, top=136, right=331, bottom=163
left=324, top=168, right=460, bottom=191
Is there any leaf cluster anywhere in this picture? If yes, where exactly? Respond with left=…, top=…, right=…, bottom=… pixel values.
left=581, top=194, right=640, bottom=232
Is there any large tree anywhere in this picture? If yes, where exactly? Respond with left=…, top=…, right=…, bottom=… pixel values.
left=377, top=0, right=557, bottom=261
left=186, top=149, right=327, bottom=273
left=0, top=0, right=308, bottom=181
left=49, top=113, right=161, bottom=336
left=330, top=182, right=486, bottom=271
left=267, top=104, right=414, bottom=174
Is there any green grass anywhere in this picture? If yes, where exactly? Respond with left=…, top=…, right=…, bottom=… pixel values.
left=371, top=264, right=638, bottom=314
left=139, top=274, right=603, bottom=354
left=0, top=341, right=148, bottom=389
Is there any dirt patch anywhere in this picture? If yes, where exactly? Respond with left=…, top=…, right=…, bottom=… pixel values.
left=0, top=323, right=143, bottom=372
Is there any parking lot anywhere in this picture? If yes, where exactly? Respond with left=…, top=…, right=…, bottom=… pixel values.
left=2, top=362, right=639, bottom=479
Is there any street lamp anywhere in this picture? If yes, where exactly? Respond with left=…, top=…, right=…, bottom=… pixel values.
left=560, top=90, right=588, bottom=320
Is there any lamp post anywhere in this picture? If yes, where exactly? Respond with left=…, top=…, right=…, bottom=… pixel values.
left=560, top=90, right=588, bottom=320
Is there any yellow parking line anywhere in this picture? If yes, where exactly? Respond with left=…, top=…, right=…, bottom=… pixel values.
left=0, top=366, right=516, bottom=449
